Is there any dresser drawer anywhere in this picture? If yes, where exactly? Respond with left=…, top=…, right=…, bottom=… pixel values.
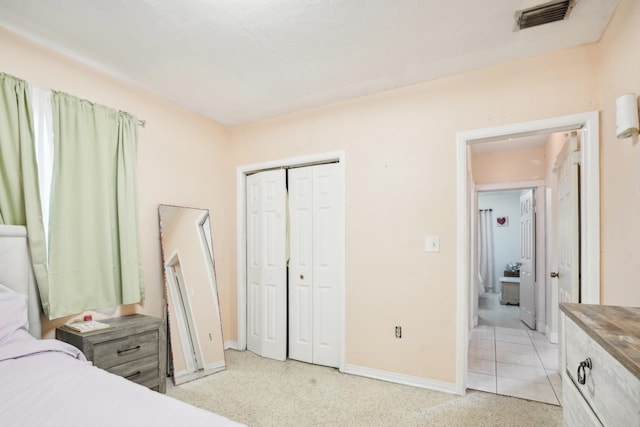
left=106, top=354, right=159, bottom=388
left=563, top=373, right=602, bottom=427
left=565, top=317, right=640, bottom=426
left=93, top=331, right=159, bottom=369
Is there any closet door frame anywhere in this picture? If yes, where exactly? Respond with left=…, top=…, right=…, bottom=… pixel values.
left=236, top=151, right=346, bottom=371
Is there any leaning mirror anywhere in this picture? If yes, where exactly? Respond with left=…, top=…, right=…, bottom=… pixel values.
left=158, top=204, right=225, bottom=385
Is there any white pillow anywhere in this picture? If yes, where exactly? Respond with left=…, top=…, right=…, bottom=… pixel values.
left=0, top=283, right=29, bottom=343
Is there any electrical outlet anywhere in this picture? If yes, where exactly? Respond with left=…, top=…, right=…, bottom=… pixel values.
left=395, top=326, right=402, bottom=339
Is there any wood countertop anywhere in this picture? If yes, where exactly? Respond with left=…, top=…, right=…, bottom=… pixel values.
left=560, top=303, right=640, bottom=380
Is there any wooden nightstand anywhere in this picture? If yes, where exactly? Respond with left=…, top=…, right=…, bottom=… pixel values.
left=56, top=314, right=167, bottom=393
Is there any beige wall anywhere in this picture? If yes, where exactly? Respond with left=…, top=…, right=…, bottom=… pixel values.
left=2, top=0, right=639, bottom=387
left=0, top=28, right=234, bottom=338
left=472, top=146, right=546, bottom=185
left=230, top=45, right=599, bottom=382
left=597, top=0, right=640, bottom=305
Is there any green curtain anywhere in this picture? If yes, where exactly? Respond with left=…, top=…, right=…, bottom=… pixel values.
left=0, top=73, right=51, bottom=314
left=47, top=92, right=144, bottom=319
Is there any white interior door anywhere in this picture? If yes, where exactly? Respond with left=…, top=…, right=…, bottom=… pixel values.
left=519, top=189, right=536, bottom=329
left=289, top=163, right=341, bottom=368
left=246, top=169, right=287, bottom=361
left=556, top=133, right=580, bottom=304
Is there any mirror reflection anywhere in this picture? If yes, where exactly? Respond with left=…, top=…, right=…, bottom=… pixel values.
left=158, top=204, right=225, bottom=384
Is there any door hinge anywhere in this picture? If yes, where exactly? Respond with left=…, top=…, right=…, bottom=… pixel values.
left=572, top=150, right=581, bottom=165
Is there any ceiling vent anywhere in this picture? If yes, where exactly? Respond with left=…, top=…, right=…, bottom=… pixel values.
left=514, top=0, right=575, bottom=31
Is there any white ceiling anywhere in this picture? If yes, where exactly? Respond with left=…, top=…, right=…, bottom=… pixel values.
left=0, top=0, right=620, bottom=126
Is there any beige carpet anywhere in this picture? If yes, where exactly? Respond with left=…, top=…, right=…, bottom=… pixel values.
left=167, top=350, right=562, bottom=426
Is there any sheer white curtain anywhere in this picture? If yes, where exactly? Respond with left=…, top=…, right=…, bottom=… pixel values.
left=29, top=85, right=54, bottom=260
left=478, top=209, right=495, bottom=293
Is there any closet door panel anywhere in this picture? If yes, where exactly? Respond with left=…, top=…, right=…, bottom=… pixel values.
left=260, top=170, right=287, bottom=361
left=246, top=170, right=287, bottom=361
left=288, top=167, right=314, bottom=363
left=312, top=163, right=341, bottom=368
left=246, top=174, right=262, bottom=355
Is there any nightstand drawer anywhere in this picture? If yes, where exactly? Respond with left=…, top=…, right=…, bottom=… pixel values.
left=93, top=331, right=159, bottom=369
left=56, top=314, right=166, bottom=393
left=106, top=355, right=159, bottom=388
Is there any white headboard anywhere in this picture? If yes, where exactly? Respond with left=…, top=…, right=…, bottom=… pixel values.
left=0, top=225, right=42, bottom=338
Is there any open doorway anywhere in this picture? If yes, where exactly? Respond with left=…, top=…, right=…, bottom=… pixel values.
left=469, top=134, right=551, bottom=334
left=455, top=111, right=600, bottom=396
left=466, top=134, right=560, bottom=403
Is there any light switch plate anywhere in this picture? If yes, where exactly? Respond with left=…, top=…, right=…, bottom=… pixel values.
left=425, top=236, right=440, bottom=252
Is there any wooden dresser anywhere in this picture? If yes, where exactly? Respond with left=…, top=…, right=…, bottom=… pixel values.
left=56, top=314, right=166, bottom=393
left=560, top=304, right=640, bottom=426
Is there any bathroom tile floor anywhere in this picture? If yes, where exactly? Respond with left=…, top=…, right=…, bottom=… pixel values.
left=468, top=324, right=561, bottom=406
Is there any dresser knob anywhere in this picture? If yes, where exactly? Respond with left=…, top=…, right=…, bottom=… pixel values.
left=577, top=358, right=592, bottom=385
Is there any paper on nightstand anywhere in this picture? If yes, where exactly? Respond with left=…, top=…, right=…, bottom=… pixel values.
left=63, top=320, right=112, bottom=333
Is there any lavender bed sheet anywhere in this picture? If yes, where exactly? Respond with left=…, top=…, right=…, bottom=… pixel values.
left=0, top=332, right=243, bottom=427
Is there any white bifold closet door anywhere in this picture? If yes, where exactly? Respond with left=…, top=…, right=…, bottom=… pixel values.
left=246, top=169, right=287, bottom=361
left=288, top=163, right=341, bottom=368
left=246, top=164, right=341, bottom=367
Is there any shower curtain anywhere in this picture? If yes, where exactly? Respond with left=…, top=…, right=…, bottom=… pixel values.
left=478, top=209, right=496, bottom=293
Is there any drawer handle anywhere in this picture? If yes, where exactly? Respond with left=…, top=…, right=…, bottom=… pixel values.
left=577, top=358, right=592, bottom=385
left=125, top=370, right=142, bottom=380
left=117, top=345, right=141, bottom=355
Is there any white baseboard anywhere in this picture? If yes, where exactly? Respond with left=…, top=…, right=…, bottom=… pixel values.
left=342, top=363, right=456, bottom=395
left=545, top=325, right=558, bottom=344
left=224, top=340, right=239, bottom=350
left=536, top=320, right=546, bottom=333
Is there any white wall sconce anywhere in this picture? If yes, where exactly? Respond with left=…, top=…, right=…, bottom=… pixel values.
left=616, top=93, right=639, bottom=139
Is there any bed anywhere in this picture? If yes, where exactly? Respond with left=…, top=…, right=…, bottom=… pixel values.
left=0, top=225, right=243, bottom=426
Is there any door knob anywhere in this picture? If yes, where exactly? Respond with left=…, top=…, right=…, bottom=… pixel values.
left=300, top=274, right=304, bottom=280
left=550, top=272, right=559, bottom=278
